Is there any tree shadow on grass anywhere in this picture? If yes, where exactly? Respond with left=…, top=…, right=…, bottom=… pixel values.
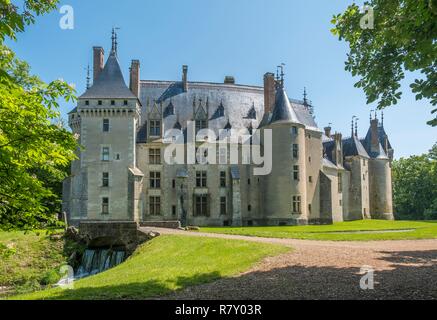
left=164, top=250, right=437, bottom=300
left=21, top=272, right=222, bottom=300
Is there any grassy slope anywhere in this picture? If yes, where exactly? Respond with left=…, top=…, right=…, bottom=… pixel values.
left=201, top=220, right=437, bottom=241
left=12, top=235, right=288, bottom=300
left=0, top=231, right=67, bottom=297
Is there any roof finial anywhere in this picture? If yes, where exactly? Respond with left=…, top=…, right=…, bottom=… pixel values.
left=355, top=117, right=359, bottom=137
left=86, top=64, right=90, bottom=89
left=276, top=63, right=285, bottom=87
left=111, top=27, right=120, bottom=54
left=303, top=87, right=308, bottom=105
left=351, top=117, right=355, bottom=136
left=381, top=111, right=384, bottom=126
left=370, top=109, right=374, bottom=123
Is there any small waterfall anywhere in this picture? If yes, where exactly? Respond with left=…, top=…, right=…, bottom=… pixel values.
left=75, top=248, right=126, bottom=279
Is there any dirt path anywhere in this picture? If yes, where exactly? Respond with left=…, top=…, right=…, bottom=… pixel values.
left=141, top=227, right=437, bottom=300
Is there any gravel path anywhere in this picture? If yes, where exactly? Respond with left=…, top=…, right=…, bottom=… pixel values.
left=141, top=227, right=437, bottom=300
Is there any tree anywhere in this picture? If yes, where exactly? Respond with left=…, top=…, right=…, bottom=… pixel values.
left=392, top=144, right=437, bottom=220
left=331, top=0, right=437, bottom=126
left=0, top=0, right=78, bottom=230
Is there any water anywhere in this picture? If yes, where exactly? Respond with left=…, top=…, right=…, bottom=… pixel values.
left=75, top=249, right=126, bottom=279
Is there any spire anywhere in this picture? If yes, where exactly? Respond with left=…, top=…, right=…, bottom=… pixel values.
left=79, top=32, right=137, bottom=100
left=270, top=66, right=301, bottom=125
left=303, top=87, right=308, bottom=105
left=370, top=109, right=374, bottom=123
left=381, top=111, right=384, bottom=127
left=351, top=116, right=356, bottom=137
left=111, top=27, right=119, bottom=55
left=355, top=117, right=359, bottom=137
left=276, top=63, right=285, bottom=88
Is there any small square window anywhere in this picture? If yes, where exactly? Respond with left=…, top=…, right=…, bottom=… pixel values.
left=248, top=205, right=252, bottom=212
left=292, top=196, right=301, bottom=214
left=124, top=100, right=128, bottom=106
left=293, top=165, right=299, bottom=181
left=309, top=176, right=313, bottom=183
left=102, top=197, right=109, bottom=215
left=103, top=119, right=110, bottom=132
left=150, top=172, right=161, bottom=189
left=101, top=147, right=110, bottom=161
left=98, top=100, right=103, bottom=106
left=85, top=100, right=89, bottom=106
left=220, top=197, right=227, bottom=215
left=102, top=172, right=109, bottom=187
left=172, top=205, right=176, bottom=216
left=111, top=100, right=115, bottom=106
left=196, top=171, right=207, bottom=188
left=220, top=171, right=226, bottom=188
left=149, top=196, right=161, bottom=216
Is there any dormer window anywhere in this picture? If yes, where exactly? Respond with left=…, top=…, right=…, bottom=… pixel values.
left=98, top=100, right=103, bottom=106
left=149, top=120, right=161, bottom=136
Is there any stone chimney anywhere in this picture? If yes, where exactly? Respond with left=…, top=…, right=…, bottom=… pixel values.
left=93, top=46, right=104, bottom=81
left=370, top=118, right=379, bottom=154
left=130, top=60, right=140, bottom=98
left=324, top=126, right=332, bottom=138
left=333, top=133, right=343, bottom=166
left=224, top=76, right=235, bottom=84
left=264, top=72, right=276, bottom=114
left=182, top=65, right=188, bottom=92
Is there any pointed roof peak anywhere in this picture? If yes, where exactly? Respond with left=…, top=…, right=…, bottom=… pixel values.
left=80, top=32, right=137, bottom=100
left=270, top=85, right=301, bottom=125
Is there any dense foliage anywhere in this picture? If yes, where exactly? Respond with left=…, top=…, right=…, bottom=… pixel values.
left=392, top=143, right=437, bottom=220
left=0, top=0, right=78, bottom=230
left=331, top=0, right=437, bottom=126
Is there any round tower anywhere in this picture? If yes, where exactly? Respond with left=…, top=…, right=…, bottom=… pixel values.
left=262, top=73, right=308, bottom=225
left=366, top=118, right=394, bottom=220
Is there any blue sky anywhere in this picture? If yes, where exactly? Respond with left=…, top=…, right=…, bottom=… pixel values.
left=7, top=0, right=436, bottom=158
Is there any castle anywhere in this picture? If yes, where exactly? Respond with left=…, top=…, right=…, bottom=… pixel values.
left=63, top=34, right=394, bottom=227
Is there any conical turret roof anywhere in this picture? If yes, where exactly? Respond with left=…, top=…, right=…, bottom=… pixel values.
left=80, top=51, right=137, bottom=100
left=270, top=84, right=301, bottom=125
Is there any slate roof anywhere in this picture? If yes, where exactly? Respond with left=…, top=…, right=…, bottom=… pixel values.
left=270, top=85, right=301, bottom=125
left=322, top=157, right=338, bottom=169
left=322, top=140, right=336, bottom=163
left=230, top=166, right=240, bottom=180
left=136, top=80, right=318, bottom=142
left=378, top=125, right=392, bottom=150
left=80, top=51, right=137, bottom=100
left=342, top=136, right=370, bottom=158
left=361, top=127, right=389, bottom=160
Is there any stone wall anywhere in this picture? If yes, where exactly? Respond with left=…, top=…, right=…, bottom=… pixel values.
left=140, top=221, right=181, bottom=229
left=79, top=221, right=156, bottom=254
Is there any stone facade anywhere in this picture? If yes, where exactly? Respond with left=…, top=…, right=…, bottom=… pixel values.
left=63, top=38, right=395, bottom=227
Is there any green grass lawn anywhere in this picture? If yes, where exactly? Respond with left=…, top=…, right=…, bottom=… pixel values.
left=0, top=230, right=69, bottom=297
left=200, top=220, right=437, bottom=241
left=10, top=235, right=288, bottom=300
